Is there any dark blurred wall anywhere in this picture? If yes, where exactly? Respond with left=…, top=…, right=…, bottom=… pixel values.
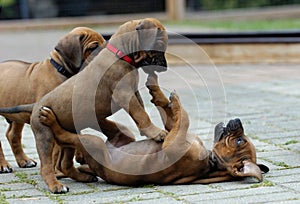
left=0, top=0, right=164, bottom=19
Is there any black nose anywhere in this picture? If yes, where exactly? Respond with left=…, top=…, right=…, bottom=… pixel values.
left=153, top=55, right=167, bottom=71
left=160, top=56, right=167, bottom=68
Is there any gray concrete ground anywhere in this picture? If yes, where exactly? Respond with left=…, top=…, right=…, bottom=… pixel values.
left=0, top=28, right=300, bottom=204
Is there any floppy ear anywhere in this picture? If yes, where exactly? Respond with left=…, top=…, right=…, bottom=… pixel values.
left=234, top=160, right=264, bottom=182
left=227, top=118, right=244, bottom=132
left=136, top=19, right=160, bottom=51
left=214, top=122, right=226, bottom=143
left=55, top=34, right=83, bottom=69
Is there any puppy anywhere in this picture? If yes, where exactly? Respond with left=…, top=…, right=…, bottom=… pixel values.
left=0, top=27, right=105, bottom=173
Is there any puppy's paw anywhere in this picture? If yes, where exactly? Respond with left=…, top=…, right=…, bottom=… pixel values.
left=0, top=161, right=13, bottom=173
left=50, top=183, right=69, bottom=194
left=168, top=91, right=181, bottom=112
left=39, top=106, right=56, bottom=127
left=19, top=159, right=37, bottom=168
left=152, top=129, right=168, bottom=142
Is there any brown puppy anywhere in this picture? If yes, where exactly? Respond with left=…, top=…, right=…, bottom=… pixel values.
left=0, top=18, right=168, bottom=193
left=39, top=73, right=269, bottom=187
left=0, top=27, right=105, bottom=173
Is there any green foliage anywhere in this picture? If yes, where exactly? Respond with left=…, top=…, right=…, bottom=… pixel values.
left=199, top=0, right=300, bottom=10
left=284, top=140, right=299, bottom=145
left=166, top=18, right=300, bottom=31
left=250, top=180, right=274, bottom=188
left=14, top=172, right=38, bottom=186
left=0, top=194, right=8, bottom=204
left=1, top=0, right=16, bottom=7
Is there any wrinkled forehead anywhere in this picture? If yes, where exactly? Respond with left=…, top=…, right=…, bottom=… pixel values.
left=70, top=27, right=88, bottom=34
left=142, top=28, right=168, bottom=52
left=143, top=17, right=166, bottom=30
left=70, top=27, right=100, bottom=36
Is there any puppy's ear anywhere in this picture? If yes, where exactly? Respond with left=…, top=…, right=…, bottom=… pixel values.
left=55, top=34, right=83, bottom=70
left=214, top=122, right=226, bottom=143
left=135, top=19, right=166, bottom=52
left=226, top=118, right=244, bottom=134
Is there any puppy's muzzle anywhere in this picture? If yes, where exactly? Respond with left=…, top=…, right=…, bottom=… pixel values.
left=141, top=53, right=167, bottom=74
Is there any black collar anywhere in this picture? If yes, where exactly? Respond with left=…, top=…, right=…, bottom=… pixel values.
left=209, top=150, right=218, bottom=171
left=50, top=58, right=73, bottom=78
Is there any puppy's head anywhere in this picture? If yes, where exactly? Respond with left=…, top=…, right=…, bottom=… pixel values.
left=111, top=18, right=168, bottom=73
left=55, top=27, right=106, bottom=73
left=213, top=118, right=269, bottom=182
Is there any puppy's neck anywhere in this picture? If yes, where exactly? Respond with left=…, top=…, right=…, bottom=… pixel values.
left=109, top=32, right=139, bottom=57
left=208, top=150, right=227, bottom=172
left=50, top=50, right=75, bottom=76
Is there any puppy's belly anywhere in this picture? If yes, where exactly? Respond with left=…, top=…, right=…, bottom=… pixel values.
left=106, top=140, right=165, bottom=175
left=108, top=139, right=162, bottom=155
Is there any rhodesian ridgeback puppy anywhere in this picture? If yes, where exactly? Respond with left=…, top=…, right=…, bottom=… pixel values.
left=39, top=73, right=269, bottom=188
left=0, top=27, right=105, bottom=173
left=0, top=18, right=168, bottom=193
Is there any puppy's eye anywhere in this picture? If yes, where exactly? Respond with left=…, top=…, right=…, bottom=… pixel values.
left=237, top=137, right=243, bottom=146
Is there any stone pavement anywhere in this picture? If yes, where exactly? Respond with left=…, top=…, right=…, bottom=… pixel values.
left=0, top=27, right=300, bottom=203
left=0, top=63, right=299, bottom=204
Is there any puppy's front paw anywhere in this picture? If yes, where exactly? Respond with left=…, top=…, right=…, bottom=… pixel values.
left=152, top=129, right=168, bottom=142
left=50, top=183, right=69, bottom=194
left=140, top=126, right=168, bottom=142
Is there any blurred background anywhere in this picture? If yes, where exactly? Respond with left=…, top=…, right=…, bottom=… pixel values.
left=1, top=0, right=300, bottom=32
left=1, top=0, right=165, bottom=19
left=1, top=0, right=300, bottom=64
left=0, top=0, right=299, bottom=21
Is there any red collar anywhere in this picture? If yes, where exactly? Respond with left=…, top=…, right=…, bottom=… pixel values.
left=106, top=43, right=137, bottom=67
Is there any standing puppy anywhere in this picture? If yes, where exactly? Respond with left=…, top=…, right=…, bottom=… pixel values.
left=0, top=27, right=105, bottom=173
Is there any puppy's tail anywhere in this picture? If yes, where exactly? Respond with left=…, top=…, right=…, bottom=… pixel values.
left=0, top=104, right=34, bottom=114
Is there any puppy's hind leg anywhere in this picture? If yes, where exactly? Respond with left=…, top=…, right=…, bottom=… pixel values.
left=31, top=115, right=68, bottom=194
left=39, top=107, right=98, bottom=183
left=6, top=122, right=37, bottom=168
left=0, top=141, right=12, bottom=173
